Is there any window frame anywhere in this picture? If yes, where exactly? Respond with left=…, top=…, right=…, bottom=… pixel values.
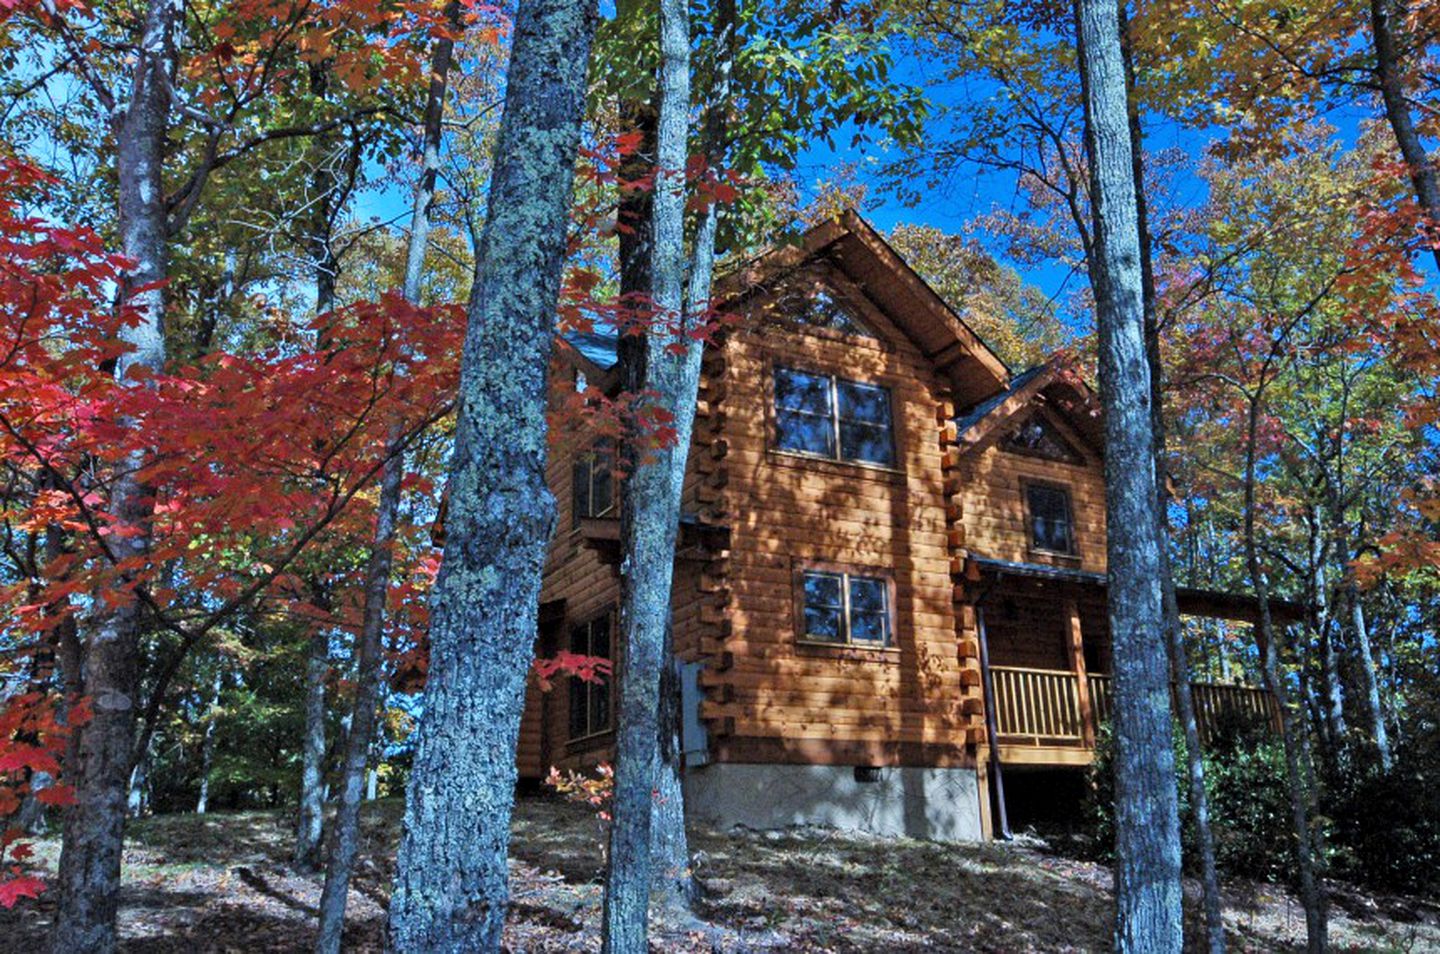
left=566, top=610, right=614, bottom=743
left=571, top=439, right=616, bottom=528
left=771, top=365, right=899, bottom=470
left=791, top=560, right=898, bottom=651
left=1021, top=478, right=1078, bottom=558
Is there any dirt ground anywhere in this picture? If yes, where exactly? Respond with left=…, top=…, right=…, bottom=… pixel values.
left=3, top=795, right=1437, bottom=952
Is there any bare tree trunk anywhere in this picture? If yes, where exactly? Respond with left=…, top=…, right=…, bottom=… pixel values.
left=52, top=2, right=176, bottom=950
left=1346, top=585, right=1392, bottom=770
left=1308, top=507, right=1346, bottom=762
left=1242, top=411, right=1327, bottom=954
left=126, top=740, right=150, bottom=818
left=195, top=668, right=223, bottom=815
left=1120, top=10, right=1225, bottom=948
left=316, top=441, right=404, bottom=952
left=602, top=0, right=694, bottom=944
left=402, top=0, right=462, bottom=299
left=1074, top=0, right=1184, bottom=948
left=386, top=0, right=597, bottom=944
left=314, top=11, right=459, bottom=951
left=295, top=626, right=328, bottom=871
left=1369, top=0, right=1440, bottom=273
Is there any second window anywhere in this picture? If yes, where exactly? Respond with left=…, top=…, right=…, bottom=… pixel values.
left=774, top=367, right=895, bottom=467
left=799, top=568, right=892, bottom=647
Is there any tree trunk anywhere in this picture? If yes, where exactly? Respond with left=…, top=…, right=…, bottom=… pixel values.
left=295, top=627, right=328, bottom=871
left=314, top=11, right=458, bottom=951
left=52, top=1, right=176, bottom=950
left=1120, top=10, right=1225, bottom=949
left=1074, top=0, right=1184, bottom=948
left=1243, top=412, right=1328, bottom=954
left=402, top=0, right=462, bottom=300
left=1346, top=584, right=1392, bottom=771
left=316, top=439, right=404, bottom=953
left=385, top=0, right=596, bottom=944
left=1308, top=507, right=1346, bottom=761
left=127, top=739, right=150, bottom=818
left=601, top=0, right=694, bottom=943
left=1369, top=0, right=1440, bottom=273
left=196, top=668, right=223, bottom=815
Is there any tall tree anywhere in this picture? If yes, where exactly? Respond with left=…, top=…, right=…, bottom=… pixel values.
left=600, top=0, right=726, bottom=935
left=51, top=0, right=178, bottom=948
left=315, top=5, right=464, bottom=949
left=385, top=0, right=598, bottom=945
left=1073, top=0, right=1184, bottom=949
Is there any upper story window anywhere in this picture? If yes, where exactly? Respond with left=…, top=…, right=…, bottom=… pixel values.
left=568, top=613, right=612, bottom=740
left=798, top=567, right=892, bottom=647
left=1005, top=414, right=1083, bottom=465
left=1025, top=482, right=1076, bottom=556
left=572, top=440, right=615, bottom=527
left=774, top=367, right=895, bottom=467
left=786, top=288, right=874, bottom=338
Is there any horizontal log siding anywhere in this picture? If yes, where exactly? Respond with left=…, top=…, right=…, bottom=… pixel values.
left=516, top=367, right=624, bottom=777
left=957, top=419, right=1109, bottom=575
left=702, top=273, right=974, bottom=768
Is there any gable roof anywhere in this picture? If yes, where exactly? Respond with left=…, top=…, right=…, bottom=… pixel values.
left=954, top=365, right=1048, bottom=434
left=953, top=361, right=1103, bottom=457
left=715, top=211, right=1012, bottom=406
left=561, top=330, right=619, bottom=371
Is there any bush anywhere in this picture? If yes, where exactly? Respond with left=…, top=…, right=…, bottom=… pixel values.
left=1327, top=730, right=1440, bottom=896
left=1083, top=715, right=1294, bottom=883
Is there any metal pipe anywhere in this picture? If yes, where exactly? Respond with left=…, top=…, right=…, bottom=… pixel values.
left=975, top=598, right=1012, bottom=840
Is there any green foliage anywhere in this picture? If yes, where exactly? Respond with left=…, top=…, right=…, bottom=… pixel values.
left=1327, top=725, right=1440, bottom=896
left=1084, top=716, right=1294, bottom=883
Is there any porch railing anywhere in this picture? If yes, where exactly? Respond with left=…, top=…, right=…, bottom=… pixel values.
left=990, top=667, right=1277, bottom=750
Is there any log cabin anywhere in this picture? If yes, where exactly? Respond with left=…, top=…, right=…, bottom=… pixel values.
left=511, top=210, right=1295, bottom=841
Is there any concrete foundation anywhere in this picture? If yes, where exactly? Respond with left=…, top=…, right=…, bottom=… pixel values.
left=684, top=762, right=984, bottom=842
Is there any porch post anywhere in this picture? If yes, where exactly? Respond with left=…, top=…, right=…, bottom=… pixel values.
left=1065, top=596, right=1096, bottom=748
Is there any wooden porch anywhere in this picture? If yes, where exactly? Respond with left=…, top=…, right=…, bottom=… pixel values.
left=987, top=665, right=1280, bottom=766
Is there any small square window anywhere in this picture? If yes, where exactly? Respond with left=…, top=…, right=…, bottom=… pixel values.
left=1026, top=483, right=1075, bottom=555
left=798, top=568, right=892, bottom=647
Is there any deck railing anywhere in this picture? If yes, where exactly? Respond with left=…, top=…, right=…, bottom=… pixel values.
left=990, top=667, right=1277, bottom=750
left=990, top=666, right=1086, bottom=744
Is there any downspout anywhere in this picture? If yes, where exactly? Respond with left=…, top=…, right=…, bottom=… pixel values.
left=974, top=584, right=1011, bottom=840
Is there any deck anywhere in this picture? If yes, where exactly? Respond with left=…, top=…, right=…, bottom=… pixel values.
left=987, top=665, right=1279, bottom=766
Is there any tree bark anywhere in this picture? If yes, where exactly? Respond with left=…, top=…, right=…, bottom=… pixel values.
left=1119, top=10, right=1225, bottom=949
left=1346, top=584, right=1392, bottom=771
left=314, top=11, right=459, bottom=950
left=195, top=668, right=223, bottom=815
left=1369, top=0, right=1440, bottom=273
left=52, top=1, right=177, bottom=950
left=296, top=120, right=342, bottom=869
left=402, top=0, right=462, bottom=300
left=1073, top=0, right=1184, bottom=948
left=316, top=439, right=404, bottom=953
left=1243, top=410, right=1328, bottom=954
left=602, top=0, right=694, bottom=943
left=385, top=0, right=597, bottom=944
left=295, top=626, right=329, bottom=871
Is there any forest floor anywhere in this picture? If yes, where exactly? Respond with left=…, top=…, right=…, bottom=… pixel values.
left=4, top=795, right=1438, bottom=952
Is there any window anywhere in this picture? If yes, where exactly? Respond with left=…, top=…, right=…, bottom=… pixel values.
left=782, top=288, right=874, bottom=338
left=568, top=614, right=612, bottom=739
left=1025, top=482, right=1076, bottom=555
left=798, top=568, right=892, bottom=646
left=572, top=440, right=615, bottom=527
left=774, top=367, right=895, bottom=467
left=1005, top=414, right=1083, bottom=464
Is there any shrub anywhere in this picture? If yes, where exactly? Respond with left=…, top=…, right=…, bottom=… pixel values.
left=1327, top=730, right=1440, bottom=896
left=1083, top=716, right=1294, bottom=883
